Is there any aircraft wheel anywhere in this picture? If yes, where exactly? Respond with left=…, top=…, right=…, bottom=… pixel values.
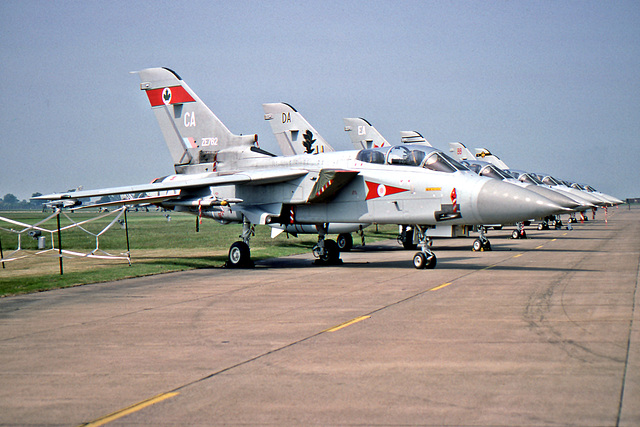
left=537, top=223, right=544, bottom=230
left=511, top=230, right=519, bottom=239
left=400, top=228, right=416, bottom=250
left=472, top=239, right=483, bottom=252
left=426, top=253, right=437, bottom=269
left=320, top=239, right=341, bottom=265
left=413, top=252, right=427, bottom=269
left=484, top=240, right=492, bottom=251
left=228, top=241, right=251, bottom=268
left=336, top=233, right=353, bottom=251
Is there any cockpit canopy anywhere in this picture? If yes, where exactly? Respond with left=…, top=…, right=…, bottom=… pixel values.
left=539, top=175, right=565, bottom=187
left=356, top=145, right=469, bottom=173
left=462, top=161, right=513, bottom=180
left=506, top=169, right=544, bottom=185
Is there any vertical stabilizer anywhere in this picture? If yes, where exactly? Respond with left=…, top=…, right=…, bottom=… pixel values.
left=136, top=68, right=257, bottom=172
left=263, top=103, right=334, bottom=155
left=448, top=142, right=475, bottom=161
left=400, top=131, right=431, bottom=146
left=343, top=118, right=391, bottom=149
left=474, top=148, right=509, bottom=169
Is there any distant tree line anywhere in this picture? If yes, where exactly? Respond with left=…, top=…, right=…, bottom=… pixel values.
left=0, top=193, right=45, bottom=210
left=0, top=193, right=116, bottom=211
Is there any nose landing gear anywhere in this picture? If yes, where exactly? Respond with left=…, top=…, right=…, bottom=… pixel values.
left=413, top=225, right=437, bottom=269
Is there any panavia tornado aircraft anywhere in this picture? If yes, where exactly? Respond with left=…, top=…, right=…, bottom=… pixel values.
left=268, top=106, right=574, bottom=252
left=36, top=67, right=567, bottom=269
left=341, top=118, right=584, bottom=248
left=466, top=146, right=624, bottom=208
left=448, top=142, right=593, bottom=234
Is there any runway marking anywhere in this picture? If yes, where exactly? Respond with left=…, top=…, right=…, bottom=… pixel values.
left=325, top=315, right=371, bottom=332
left=430, top=282, right=452, bottom=291
left=551, top=239, right=557, bottom=242
left=80, top=392, right=179, bottom=426
left=513, top=254, right=524, bottom=258
left=535, top=245, right=544, bottom=249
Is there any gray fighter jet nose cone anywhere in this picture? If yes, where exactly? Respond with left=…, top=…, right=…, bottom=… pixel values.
left=476, top=180, right=565, bottom=224
left=523, top=185, right=583, bottom=210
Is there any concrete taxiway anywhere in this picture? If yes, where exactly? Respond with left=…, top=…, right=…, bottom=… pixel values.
left=1, top=207, right=638, bottom=426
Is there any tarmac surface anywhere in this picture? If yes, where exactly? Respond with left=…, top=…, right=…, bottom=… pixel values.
left=1, top=207, right=638, bottom=426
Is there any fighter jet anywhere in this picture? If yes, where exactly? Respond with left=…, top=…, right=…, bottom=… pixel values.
left=448, top=142, right=592, bottom=235
left=281, top=113, right=477, bottom=248
left=36, top=67, right=566, bottom=269
left=470, top=146, right=623, bottom=208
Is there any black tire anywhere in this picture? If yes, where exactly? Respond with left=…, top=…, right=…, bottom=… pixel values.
left=320, top=239, right=341, bottom=264
left=228, top=241, right=250, bottom=267
left=336, top=233, right=353, bottom=251
left=472, top=239, right=482, bottom=252
left=511, top=230, right=519, bottom=239
left=426, top=253, right=437, bottom=269
left=413, top=252, right=427, bottom=269
left=402, top=228, right=417, bottom=250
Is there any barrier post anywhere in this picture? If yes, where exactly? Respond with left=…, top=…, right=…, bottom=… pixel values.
left=124, top=208, right=131, bottom=266
left=56, top=210, right=63, bottom=275
left=0, top=234, right=5, bottom=269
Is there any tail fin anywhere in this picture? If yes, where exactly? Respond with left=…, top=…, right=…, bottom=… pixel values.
left=343, top=118, right=391, bottom=149
left=474, top=148, right=509, bottom=169
left=448, top=142, right=475, bottom=161
left=136, top=67, right=257, bottom=172
left=400, top=131, right=431, bottom=146
left=262, top=103, right=334, bottom=155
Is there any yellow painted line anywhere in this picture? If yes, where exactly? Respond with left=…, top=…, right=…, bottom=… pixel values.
left=535, top=245, right=544, bottom=249
left=81, top=392, right=179, bottom=427
left=562, top=233, right=567, bottom=236
left=513, top=254, right=523, bottom=258
left=430, top=282, right=452, bottom=291
left=325, top=315, right=370, bottom=332
left=551, top=239, right=557, bottom=242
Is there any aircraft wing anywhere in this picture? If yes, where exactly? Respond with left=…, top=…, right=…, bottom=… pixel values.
left=35, top=169, right=309, bottom=201
left=71, top=194, right=182, bottom=210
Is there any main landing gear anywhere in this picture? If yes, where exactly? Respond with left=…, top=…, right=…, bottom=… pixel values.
left=336, top=233, right=353, bottom=251
left=312, top=224, right=342, bottom=265
left=472, top=227, right=491, bottom=251
left=397, top=225, right=418, bottom=250
left=227, top=217, right=254, bottom=268
left=412, top=225, right=437, bottom=270
left=511, top=222, right=527, bottom=239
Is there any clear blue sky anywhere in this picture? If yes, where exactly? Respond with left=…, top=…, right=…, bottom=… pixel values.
left=1, top=0, right=638, bottom=200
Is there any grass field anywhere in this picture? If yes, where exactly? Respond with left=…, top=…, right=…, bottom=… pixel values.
left=0, top=210, right=397, bottom=296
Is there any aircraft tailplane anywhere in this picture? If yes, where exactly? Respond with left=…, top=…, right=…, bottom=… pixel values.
left=448, top=142, right=475, bottom=162
left=343, top=118, right=391, bottom=149
left=263, top=103, right=334, bottom=156
left=475, top=148, right=509, bottom=170
left=136, top=67, right=257, bottom=172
